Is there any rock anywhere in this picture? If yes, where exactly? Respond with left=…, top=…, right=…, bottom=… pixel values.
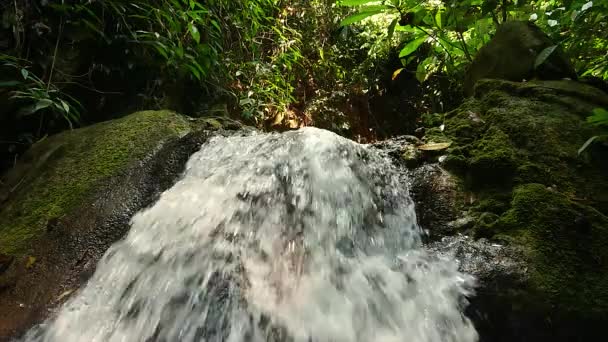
left=371, top=135, right=422, bottom=168
left=413, top=78, right=608, bottom=341
left=0, top=110, right=229, bottom=339
left=428, top=235, right=533, bottom=342
left=401, top=144, right=421, bottom=168
left=408, top=164, right=464, bottom=239
left=464, top=21, right=577, bottom=96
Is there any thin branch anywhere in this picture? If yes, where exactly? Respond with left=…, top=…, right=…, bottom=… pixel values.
left=53, top=81, right=124, bottom=95
left=414, top=25, right=455, bottom=62
left=47, top=18, right=63, bottom=91
left=457, top=31, right=473, bottom=62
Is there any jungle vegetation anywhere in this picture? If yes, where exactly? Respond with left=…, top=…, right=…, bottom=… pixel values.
left=0, top=0, right=606, bottom=171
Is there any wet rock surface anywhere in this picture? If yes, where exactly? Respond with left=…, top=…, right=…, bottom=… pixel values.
left=386, top=78, right=608, bottom=341
left=0, top=111, right=236, bottom=339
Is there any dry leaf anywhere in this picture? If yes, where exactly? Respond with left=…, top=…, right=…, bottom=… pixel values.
left=392, top=68, right=404, bottom=80
left=25, top=256, right=36, bottom=269
left=417, top=142, right=452, bottom=151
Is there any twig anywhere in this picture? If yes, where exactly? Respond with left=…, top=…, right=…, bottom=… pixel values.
left=414, top=25, right=455, bottom=62
left=47, top=18, right=63, bottom=92
left=39, top=17, right=64, bottom=138
left=53, top=81, right=124, bottom=95
left=457, top=31, right=473, bottom=62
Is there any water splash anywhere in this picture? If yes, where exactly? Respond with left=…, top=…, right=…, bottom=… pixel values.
left=22, top=127, right=477, bottom=342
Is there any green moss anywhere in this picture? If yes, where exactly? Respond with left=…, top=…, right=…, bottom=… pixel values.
left=0, top=110, right=192, bottom=255
left=471, top=194, right=510, bottom=214
left=423, top=79, right=608, bottom=318
left=420, top=113, right=444, bottom=128
left=473, top=212, right=500, bottom=238
left=494, top=184, right=608, bottom=317
left=468, top=127, right=517, bottom=180
left=434, top=80, right=607, bottom=209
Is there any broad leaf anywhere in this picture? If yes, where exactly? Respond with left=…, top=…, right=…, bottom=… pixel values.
left=339, top=0, right=379, bottom=6
left=399, top=35, right=427, bottom=58
left=18, top=99, right=54, bottom=116
left=340, top=9, right=384, bottom=26
left=578, top=135, right=599, bottom=155
left=59, top=99, right=70, bottom=114
left=387, top=18, right=398, bottom=39
left=588, top=108, right=608, bottom=126
left=189, top=23, right=201, bottom=43
left=392, top=68, right=404, bottom=80
left=435, top=9, right=443, bottom=29
left=534, top=45, right=557, bottom=69
left=416, top=56, right=434, bottom=83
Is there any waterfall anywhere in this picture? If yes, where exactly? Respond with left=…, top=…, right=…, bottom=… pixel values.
left=21, top=127, right=477, bottom=342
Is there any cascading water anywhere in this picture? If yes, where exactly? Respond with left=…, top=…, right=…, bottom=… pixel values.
left=21, top=127, right=477, bottom=342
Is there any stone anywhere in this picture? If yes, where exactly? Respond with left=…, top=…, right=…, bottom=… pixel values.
left=414, top=78, right=608, bottom=341
left=0, top=110, right=231, bottom=339
left=464, top=21, right=577, bottom=96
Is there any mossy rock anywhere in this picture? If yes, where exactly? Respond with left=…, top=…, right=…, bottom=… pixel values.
left=0, top=110, right=236, bottom=338
left=431, top=79, right=608, bottom=210
left=0, top=110, right=193, bottom=256
left=494, top=183, right=608, bottom=319
left=420, top=79, right=608, bottom=337
left=464, top=21, right=576, bottom=96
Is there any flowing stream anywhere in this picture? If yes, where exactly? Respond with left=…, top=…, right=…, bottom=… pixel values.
left=21, top=127, right=477, bottom=342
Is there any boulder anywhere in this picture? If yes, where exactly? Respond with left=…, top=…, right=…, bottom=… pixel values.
left=464, top=21, right=577, bottom=96
left=408, top=79, right=608, bottom=341
left=0, top=111, right=226, bottom=338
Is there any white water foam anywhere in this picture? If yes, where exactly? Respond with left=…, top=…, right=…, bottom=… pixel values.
left=22, top=127, right=477, bottom=342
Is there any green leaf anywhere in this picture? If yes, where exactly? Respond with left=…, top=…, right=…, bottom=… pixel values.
left=534, top=45, right=557, bottom=69
left=395, top=25, right=419, bottom=32
left=578, top=136, right=599, bottom=155
left=59, top=99, right=70, bottom=114
left=416, top=56, right=434, bottom=83
left=21, top=68, right=29, bottom=80
left=416, top=64, right=427, bottom=83
left=340, top=9, right=384, bottom=26
left=18, top=99, right=54, bottom=116
left=239, top=98, right=255, bottom=106
left=435, top=10, right=443, bottom=29
left=387, top=18, right=398, bottom=39
left=339, top=0, right=379, bottom=6
left=588, top=108, right=608, bottom=126
left=186, top=64, right=202, bottom=80
left=399, top=35, right=427, bottom=58
left=210, top=20, right=221, bottom=32
left=189, top=23, right=201, bottom=43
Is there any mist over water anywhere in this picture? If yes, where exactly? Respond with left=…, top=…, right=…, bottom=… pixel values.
left=21, top=127, right=477, bottom=342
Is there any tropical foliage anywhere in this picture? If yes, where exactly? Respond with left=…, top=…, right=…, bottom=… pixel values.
left=0, top=0, right=606, bottom=170
left=337, top=0, right=608, bottom=83
left=0, top=0, right=310, bottom=169
left=579, top=108, right=608, bottom=155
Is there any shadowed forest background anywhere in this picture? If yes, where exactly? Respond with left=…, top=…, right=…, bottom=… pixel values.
left=1, top=0, right=606, bottom=173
